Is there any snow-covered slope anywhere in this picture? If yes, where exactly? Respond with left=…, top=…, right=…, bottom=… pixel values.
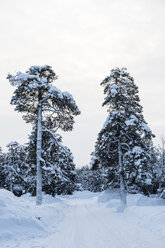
left=0, top=189, right=165, bottom=248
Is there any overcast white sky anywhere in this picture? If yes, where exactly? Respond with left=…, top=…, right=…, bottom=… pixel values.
left=0, top=0, right=165, bottom=167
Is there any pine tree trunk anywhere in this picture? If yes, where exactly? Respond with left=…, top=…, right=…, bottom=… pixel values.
left=10, top=182, right=13, bottom=193
left=118, top=141, right=127, bottom=206
left=36, top=94, right=42, bottom=206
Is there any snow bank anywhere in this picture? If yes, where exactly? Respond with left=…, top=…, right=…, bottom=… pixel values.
left=98, top=189, right=120, bottom=202
left=0, top=190, right=46, bottom=246
left=0, top=189, right=65, bottom=247
left=135, top=195, right=165, bottom=206
left=97, top=190, right=165, bottom=243
left=98, top=189, right=165, bottom=208
left=98, top=189, right=121, bottom=208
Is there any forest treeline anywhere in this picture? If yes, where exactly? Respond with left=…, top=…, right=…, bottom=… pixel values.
left=0, top=66, right=165, bottom=205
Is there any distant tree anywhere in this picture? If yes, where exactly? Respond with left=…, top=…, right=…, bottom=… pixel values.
left=156, top=137, right=165, bottom=198
left=91, top=68, right=154, bottom=206
left=3, top=142, right=28, bottom=195
left=76, top=166, right=106, bottom=192
left=8, top=65, right=80, bottom=205
left=0, top=147, right=4, bottom=162
left=137, top=137, right=165, bottom=196
left=159, top=137, right=165, bottom=189
left=146, top=146, right=161, bottom=194
left=0, top=147, right=5, bottom=188
left=24, top=129, right=37, bottom=196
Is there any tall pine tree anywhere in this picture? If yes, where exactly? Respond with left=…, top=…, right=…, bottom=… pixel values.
left=8, top=65, right=80, bottom=205
left=91, top=68, right=154, bottom=206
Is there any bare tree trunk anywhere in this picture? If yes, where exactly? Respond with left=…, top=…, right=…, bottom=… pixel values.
left=118, top=141, right=127, bottom=206
left=36, top=96, right=42, bottom=206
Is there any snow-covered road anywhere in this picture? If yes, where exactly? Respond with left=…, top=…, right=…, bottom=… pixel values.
left=1, top=190, right=165, bottom=248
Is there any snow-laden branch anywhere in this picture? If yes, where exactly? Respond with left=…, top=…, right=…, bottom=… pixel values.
left=121, top=142, right=130, bottom=151
left=39, top=156, right=45, bottom=163
left=42, top=108, right=60, bottom=114
left=42, top=129, right=69, bottom=154
left=42, top=102, right=61, bottom=114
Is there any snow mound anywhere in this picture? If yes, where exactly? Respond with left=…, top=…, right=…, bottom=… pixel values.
left=0, top=199, right=6, bottom=207
left=0, top=189, right=17, bottom=205
left=136, top=195, right=165, bottom=206
left=98, top=189, right=120, bottom=203
left=0, top=216, right=44, bottom=232
left=0, top=189, right=16, bottom=199
left=42, top=193, right=62, bottom=204
left=98, top=190, right=165, bottom=209
left=0, top=189, right=65, bottom=246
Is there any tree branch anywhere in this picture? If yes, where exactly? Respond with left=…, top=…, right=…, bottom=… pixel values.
left=42, top=129, right=69, bottom=154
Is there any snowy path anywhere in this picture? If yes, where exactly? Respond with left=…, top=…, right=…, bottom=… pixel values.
left=40, top=193, right=165, bottom=248
left=1, top=190, right=165, bottom=248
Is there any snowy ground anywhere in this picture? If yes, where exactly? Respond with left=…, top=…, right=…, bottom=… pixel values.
left=0, top=189, right=165, bottom=248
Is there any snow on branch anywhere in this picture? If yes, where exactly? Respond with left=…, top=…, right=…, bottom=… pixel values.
left=141, top=122, right=152, bottom=133
left=125, top=115, right=138, bottom=126
left=7, top=72, right=40, bottom=86
left=42, top=129, right=69, bottom=154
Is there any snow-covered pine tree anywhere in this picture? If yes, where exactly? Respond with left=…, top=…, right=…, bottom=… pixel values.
left=3, top=142, right=28, bottom=195
left=76, top=166, right=106, bottom=192
left=42, top=131, right=76, bottom=196
left=8, top=65, right=80, bottom=205
left=146, top=146, right=161, bottom=194
left=0, top=147, right=5, bottom=189
left=156, top=137, right=165, bottom=198
left=26, top=126, right=76, bottom=196
left=91, top=68, right=154, bottom=206
left=24, top=128, right=37, bottom=196
left=159, top=137, right=165, bottom=190
left=0, top=147, right=4, bottom=162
